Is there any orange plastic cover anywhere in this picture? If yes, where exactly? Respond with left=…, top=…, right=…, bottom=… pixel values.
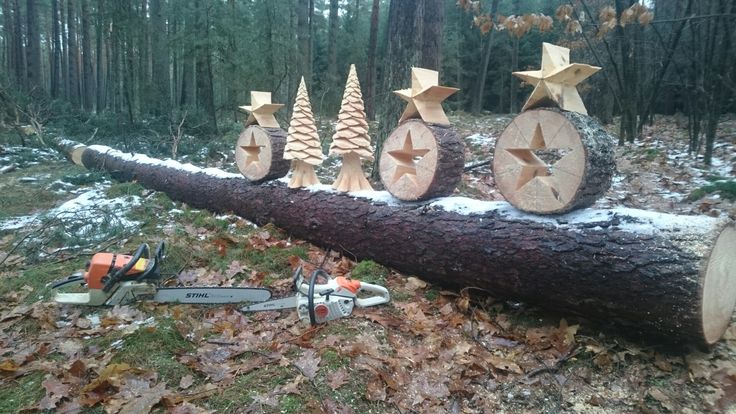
left=84, top=253, right=149, bottom=289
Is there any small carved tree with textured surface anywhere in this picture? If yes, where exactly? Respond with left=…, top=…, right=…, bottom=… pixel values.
left=235, top=91, right=289, bottom=182
left=379, top=67, right=465, bottom=201
left=284, top=77, right=323, bottom=188
left=330, top=64, right=374, bottom=192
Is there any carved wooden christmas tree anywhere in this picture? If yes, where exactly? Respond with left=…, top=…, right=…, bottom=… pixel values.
left=379, top=67, right=465, bottom=201
left=235, top=91, right=289, bottom=182
left=284, top=77, right=323, bottom=188
left=329, top=64, right=373, bottom=192
left=512, top=42, right=600, bottom=115
left=494, top=43, right=614, bottom=214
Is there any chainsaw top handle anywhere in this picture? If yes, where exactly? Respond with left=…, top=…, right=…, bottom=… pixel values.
left=102, top=243, right=150, bottom=292
left=136, top=241, right=165, bottom=282
left=306, top=268, right=331, bottom=326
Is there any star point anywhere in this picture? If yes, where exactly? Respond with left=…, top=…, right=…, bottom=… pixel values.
left=513, top=43, right=600, bottom=115
left=239, top=91, right=284, bottom=128
left=239, top=131, right=265, bottom=169
left=393, top=67, right=459, bottom=125
left=505, top=122, right=569, bottom=191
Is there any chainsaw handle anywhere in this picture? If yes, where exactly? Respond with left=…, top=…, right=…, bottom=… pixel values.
left=103, top=243, right=149, bottom=292
left=355, top=282, right=390, bottom=308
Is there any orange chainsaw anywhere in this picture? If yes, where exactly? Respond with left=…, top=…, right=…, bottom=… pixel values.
left=50, top=242, right=272, bottom=306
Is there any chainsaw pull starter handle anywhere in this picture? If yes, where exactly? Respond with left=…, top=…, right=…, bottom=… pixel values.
left=354, top=282, right=391, bottom=308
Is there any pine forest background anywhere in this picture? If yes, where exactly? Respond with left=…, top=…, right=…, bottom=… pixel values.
left=0, top=0, right=734, bottom=166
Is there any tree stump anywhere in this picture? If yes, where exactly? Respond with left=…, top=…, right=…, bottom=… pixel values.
left=379, top=119, right=465, bottom=201
left=235, top=126, right=289, bottom=182
left=493, top=108, right=615, bottom=214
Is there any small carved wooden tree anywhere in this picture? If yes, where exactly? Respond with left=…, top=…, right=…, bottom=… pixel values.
left=379, top=67, right=465, bottom=201
left=284, top=77, right=323, bottom=188
left=235, top=91, right=289, bottom=182
left=330, top=64, right=374, bottom=192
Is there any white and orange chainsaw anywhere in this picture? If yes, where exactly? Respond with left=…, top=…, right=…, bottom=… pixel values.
left=50, top=242, right=390, bottom=325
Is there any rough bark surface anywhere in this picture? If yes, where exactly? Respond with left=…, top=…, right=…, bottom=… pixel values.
left=77, top=146, right=735, bottom=345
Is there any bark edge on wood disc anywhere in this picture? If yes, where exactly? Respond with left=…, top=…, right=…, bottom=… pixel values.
left=379, top=119, right=464, bottom=201
left=235, top=126, right=289, bottom=183
left=701, top=224, right=736, bottom=344
left=493, top=108, right=615, bottom=214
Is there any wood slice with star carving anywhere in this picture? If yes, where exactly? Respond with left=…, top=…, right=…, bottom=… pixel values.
left=493, top=108, right=616, bottom=214
left=379, top=119, right=465, bottom=201
left=235, top=125, right=290, bottom=182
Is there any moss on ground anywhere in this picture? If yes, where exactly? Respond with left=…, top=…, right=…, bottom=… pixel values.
left=688, top=180, right=736, bottom=201
left=0, top=371, right=45, bottom=412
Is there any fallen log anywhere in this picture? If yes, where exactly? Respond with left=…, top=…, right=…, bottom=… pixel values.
left=69, top=143, right=735, bottom=345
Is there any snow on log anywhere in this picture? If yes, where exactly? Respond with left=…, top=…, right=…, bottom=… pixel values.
left=76, top=144, right=736, bottom=345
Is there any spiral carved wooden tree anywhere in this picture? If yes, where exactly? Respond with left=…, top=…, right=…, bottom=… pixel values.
left=284, top=77, right=323, bottom=188
left=329, top=64, right=374, bottom=192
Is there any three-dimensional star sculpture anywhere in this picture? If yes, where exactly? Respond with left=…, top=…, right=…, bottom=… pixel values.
left=505, top=123, right=567, bottom=191
left=513, top=42, right=601, bottom=115
left=394, top=67, right=459, bottom=125
left=240, top=132, right=265, bottom=169
left=239, top=91, right=284, bottom=128
left=387, top=130, right=431, bottom=184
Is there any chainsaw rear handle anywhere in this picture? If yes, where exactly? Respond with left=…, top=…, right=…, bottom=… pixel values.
left=103, top=243, right=149, bottom=292
left=354, top=282, right=390, bottom=308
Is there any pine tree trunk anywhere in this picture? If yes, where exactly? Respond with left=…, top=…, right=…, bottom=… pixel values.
left=96, top=0, right=106, bottom=112
left=420, top=0, right=444, bottom=71
left=296, top=0, right=311, bottom=85
left=81, top=0, right=94, bottom=111
left=67, top=0, right=80, bottom=107
left=194, top=0, right=217, bottom=134
left=150, top=0, right=170, bottom=116
left=50, top=0, right=62, bottom=98
left=71, top=142, right=736, bottom=346
left=471, top=0, right=499, bottom=114
left=25, top=0, right=43, bottom=94
left=327, top=0, right=339, bottom=87
left=364, top=0, right=380, bottom=120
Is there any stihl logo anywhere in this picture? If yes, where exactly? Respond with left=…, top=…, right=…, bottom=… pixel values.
left=186, top=293, right=209, bottom=299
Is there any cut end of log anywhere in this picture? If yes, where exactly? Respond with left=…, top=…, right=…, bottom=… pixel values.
left=235, top=126, right=289, bottom=182
left=701, top=224, right=736, bottom=345
left=70, top=146, right=87, bottom=166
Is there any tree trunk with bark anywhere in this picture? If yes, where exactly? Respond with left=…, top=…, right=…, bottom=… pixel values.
left=150, top=0, right=170, bottom=116
left=81, top=0, right=94, bottom=111
left=471, top=0, right=499, bottom=114
left=25, top=0, right=43, bottom=94
left=69, top=142, right=736, bottom=346
left=67, top=0, right=80, bottom=107
left=51, top=0, right=62, bottom=98
left=420, top=0, right=444, bottom=71
left=365, top=0, right=380, bottom=120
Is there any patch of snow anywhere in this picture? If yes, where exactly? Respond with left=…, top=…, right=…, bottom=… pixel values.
left=350, top=190, right=403, bottom=206
left=430, top=197, right=501, bottom=215
left=465, top=133, right=495, bottom=146
left=86, top=145, right=244, bottom=179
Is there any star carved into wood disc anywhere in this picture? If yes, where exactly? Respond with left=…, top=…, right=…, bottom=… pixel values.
left=505, top=123, right=570, bottom=193
left=240, top=131, right=265, bottom=169
left=387, top=130, right=431, bottom=184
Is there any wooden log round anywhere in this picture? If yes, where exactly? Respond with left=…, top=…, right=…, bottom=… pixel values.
left=493, top=108, right=616, bottom=214
left=378, top=119, right=465, bottom=201
left=78, top=145, right=736, bottom=345
left=234, top=126, right=289, bottom=183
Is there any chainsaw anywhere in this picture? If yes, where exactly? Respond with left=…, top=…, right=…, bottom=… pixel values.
left=240, top=266, right=390, bottom=325
left=50, top=242, right=272, bottom=306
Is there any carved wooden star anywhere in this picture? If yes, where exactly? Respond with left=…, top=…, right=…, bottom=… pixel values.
left=239, top=131, right=265, bottom=168
left=505, top=123, right=568, bottom=191
left=513, top=43, right=600, bottom=115
left=239, top=91, right=284, bottom=128
left=394, top=67, right=458, bottom=126
left=387, top=130, right=431, bottom=183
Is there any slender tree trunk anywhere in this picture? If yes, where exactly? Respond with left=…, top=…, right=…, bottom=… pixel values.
left=137, top=0, right=149, bottom=115
left=327, top=0, right=339, bottom=98
left=703, top=0, right=733, bottom=165
left=420, top=0, right=443, bottom=71
left=471, top=0, right=499, bottom=114
left=615, top=0, right=637, bottom=144
left=81, top=0, right=94, bottom=111
left=2, top=0, right=13, bottom=82
left=68, top=0, right=80, bottom=107
left=150, top=0, right=170, bottom=117
left=365, top=0, right=380, bottom=120
left=50, top=0, right=62, bottom=98
left=296, top=0, right=311, bottom=86
left=25, top=0, right=43, bottom=94
left=96, top=0, right=106, bottom=112
left=194, top=0, right=217, bottom=134
left=12, top=0, right=25, bottom=89
left=60, top=0, right=68, bottom=99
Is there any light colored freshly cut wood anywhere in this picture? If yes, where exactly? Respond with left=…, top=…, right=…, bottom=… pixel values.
left=284, top=77, right=323, bottom=188
left=493, top=108, right=615, bottom=214
left=701, top=225, right=736, bottom=344
left=234, top=125, right=289, bottom=182
left=513, top=42, right=600, bottom=115
left=70, top=146, right=87, bottom=166
left=379, top=119, right=464, bottom=201
left=394, top=67, right=458, bottom=126
left=330, top=64, right=373, bottom=192
left=238, top=91, right=284, bottom=128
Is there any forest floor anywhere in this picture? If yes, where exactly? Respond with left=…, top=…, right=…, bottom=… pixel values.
left=0, top=113, right=735, bottom=413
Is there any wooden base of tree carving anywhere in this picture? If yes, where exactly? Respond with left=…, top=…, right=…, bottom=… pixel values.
left=235, top=126, right=289, bottom=182
left=379, top=120, right=464, bottom=201
left=288, top=159, right=320, bottom=188
left=72, top=142, right=736, bottom=345
left=493, top=108, right=616, bottom=214
left=333, top=153, right=373, bottom=192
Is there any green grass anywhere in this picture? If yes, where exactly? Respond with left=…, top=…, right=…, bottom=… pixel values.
left=242, top=245, right=308, bottom=279
left=110, top=317, right=195, bottom=385
left=351, top=260, right=389, bottom=285
left=0, top=371, right=45, bottom=412
left=1, top=260, right=86, bottom=303
left=0, top=162, right=81, bottom=219
left=687, top=180, right=736, bottom=201
left=106, top=181, right=145, bottom=198
left=202, top=365, right=296, bottom=412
